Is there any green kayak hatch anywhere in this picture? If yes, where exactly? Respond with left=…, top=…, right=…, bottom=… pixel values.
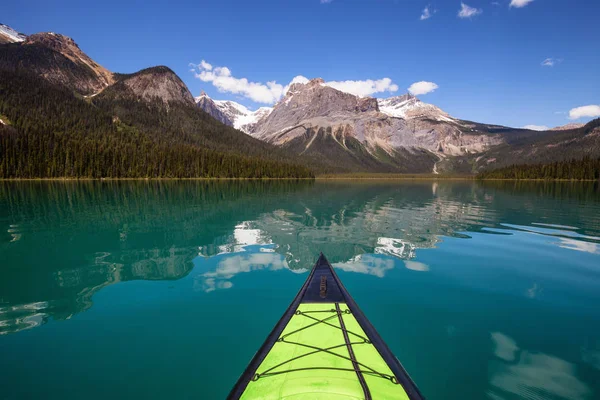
left=228, top=253, right=424, bottom=400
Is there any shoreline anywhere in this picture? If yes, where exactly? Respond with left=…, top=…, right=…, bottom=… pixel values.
left=0, top=176, right=597, bottom=182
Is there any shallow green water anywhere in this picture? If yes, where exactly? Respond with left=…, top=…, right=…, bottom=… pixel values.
left=1, top=180, right=600, bottom=399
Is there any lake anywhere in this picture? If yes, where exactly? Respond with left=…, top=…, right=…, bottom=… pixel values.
left=1, top=180, right=599, bottom=399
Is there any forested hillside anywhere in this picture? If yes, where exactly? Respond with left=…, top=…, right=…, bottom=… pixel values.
left=477, top=157, right=600, bottom=180
left=0, top=69, right=313, bottom=179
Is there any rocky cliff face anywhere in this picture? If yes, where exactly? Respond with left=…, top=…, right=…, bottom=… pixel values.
left=0, top=28, right=114, bottom=95
left=195, top=92, right=233, bottom=125
left=26, top=33, right=114, bottom=89
left=108, top=66, right=195, bottom=106
left=247, top=78, right=503, bottom=169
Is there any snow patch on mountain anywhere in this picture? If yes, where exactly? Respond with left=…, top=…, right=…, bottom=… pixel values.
left=378, top=94, right=456, bottom=123
left=0, top=24, right=26, bottom=43
left=195, top=93, right=272, bottom=132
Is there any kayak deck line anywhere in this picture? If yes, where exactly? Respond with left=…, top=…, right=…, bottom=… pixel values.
left=253, top=305, right=397, bottom=385
left=335, top=302, right=372, bottom=400
left=228, top=253, right=424, bottom=400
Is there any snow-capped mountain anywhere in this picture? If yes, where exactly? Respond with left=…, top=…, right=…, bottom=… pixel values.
left=378, top=94, right=456, bottom=123
left=196, top=78, right=506, bottom=173
left=0, top=24, right=26, bottom=44
left=195, top=92, right=233, bottom=126
left=195, top=92, right=272, bottom=132
left=251, top=78, right=501, bottom=155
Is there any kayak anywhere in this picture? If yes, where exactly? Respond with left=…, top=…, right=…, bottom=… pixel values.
left=228, top=253, right=424, bottom=400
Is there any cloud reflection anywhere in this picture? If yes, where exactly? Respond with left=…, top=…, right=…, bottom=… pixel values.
left=488, top=332, right=591, bottom=399
left=195, top=252, right=288, bottom=293
left=558, top=238, right=599, bottom=254
left=333, top=255, right=395, bottom=278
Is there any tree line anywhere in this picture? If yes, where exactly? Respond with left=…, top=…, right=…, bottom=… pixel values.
left=477, top=156, right=600, bottom=180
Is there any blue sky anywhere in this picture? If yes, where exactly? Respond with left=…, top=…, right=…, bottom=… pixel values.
left=4, top=0, right=599, bottom=128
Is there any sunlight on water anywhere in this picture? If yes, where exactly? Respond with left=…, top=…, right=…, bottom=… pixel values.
left=0, top=180, right=599, bottom=399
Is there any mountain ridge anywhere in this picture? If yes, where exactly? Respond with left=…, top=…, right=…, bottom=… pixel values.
left=2, top=22, right=599, bottom=177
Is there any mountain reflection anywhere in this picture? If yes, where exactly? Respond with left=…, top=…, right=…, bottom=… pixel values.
left=1, top=180, right=599, bottom=334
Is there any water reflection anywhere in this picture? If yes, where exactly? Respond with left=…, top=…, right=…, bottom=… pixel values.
left=489, top=332, right=591, bottom=399
left=0, top=180, right=599, bottom=338
left=194, top=246, right=288, bottom=293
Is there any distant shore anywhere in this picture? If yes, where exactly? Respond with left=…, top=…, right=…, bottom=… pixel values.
left=1, top=174, right=598, bottom=182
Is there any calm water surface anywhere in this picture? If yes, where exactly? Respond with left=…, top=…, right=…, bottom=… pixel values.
left=1, top=181, right=600, bottom=399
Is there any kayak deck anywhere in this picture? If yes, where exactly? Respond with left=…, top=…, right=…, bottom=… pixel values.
left=228, top=254, right=423, bottom=400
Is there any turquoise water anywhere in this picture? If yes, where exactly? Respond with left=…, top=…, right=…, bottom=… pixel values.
left=1, top=181, right=599, bottom=399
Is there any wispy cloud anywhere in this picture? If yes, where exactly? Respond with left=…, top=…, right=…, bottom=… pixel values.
left=569, top=105, right=600, bottom=120
left=420, top=6, right=433, bottom=20
left=199, top=60, right=212, bottom=71
left=325, top=78, right=399, bottom=97
left=458, top=2, right=482, bottom=18
left=510, top=0, right=534, bottom=8
left=408, top=81, right=439, bottom=96
left=541, top=58, right=563, bottom=67
left=320, top=0, right=333, bottom=3
left=522, top=125, right=549, bottom=131
left=191, top=60, right=400, bottom=103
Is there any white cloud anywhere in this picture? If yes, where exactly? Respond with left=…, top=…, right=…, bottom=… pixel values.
left=541, top=58, right=563, bottom=67
left=192, top=60, right=400, bottom=103
left=408, top=81, right=439, bottom=96
left=284, top=75, right=309, bottom=93
left=320, top=0, right=333, bottom=3
left=522, top=125, right=549, bottom=131
left=420, top=6, right=432, bottom=20
left=569, top=105, right=600, bottom=120
left=458, top=2, right=482, bottom=18
left=325, top=78, right=399, bottom=97
left=510, top=0, right=534, bottom=8
left=199, top=60, right=212, bottom=71
left=191, top=62, right=287, bottom=104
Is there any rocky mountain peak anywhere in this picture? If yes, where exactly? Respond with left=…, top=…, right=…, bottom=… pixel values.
left=195, top=92, right=233, bottom=126
left=24, top=32, right=114, bottom=90
left=0, top=23, right=26, bottom=44
left=115, top=66, right=195, bottom=106
left=378, top=94, right=452, bottom=122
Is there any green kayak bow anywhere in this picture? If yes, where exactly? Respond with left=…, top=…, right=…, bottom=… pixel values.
left=228, top=253, right=424, bottom=400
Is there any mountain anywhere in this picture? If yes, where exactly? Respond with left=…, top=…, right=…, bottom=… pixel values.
left=2, top=22, right=597, bottom=177
left=200, top=79, right=597, bottom=175
left=0, top=27, right=114, bottom=95
left=377, top=93, right=454, bottom=122
left=466, top=119, right=600, bottom=172
left=0, top=24, right=312, bottom=179
left=551, top=123, right=585, bottom=131
left=0, top=24, right=26, bottom=44
left=195, top=92, right=232, bottom=125
left=103, top=66, right=194, bottom=106
left=195, top=93, right=272, bottom=132
left=244, top=78, right=505, bottom=173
